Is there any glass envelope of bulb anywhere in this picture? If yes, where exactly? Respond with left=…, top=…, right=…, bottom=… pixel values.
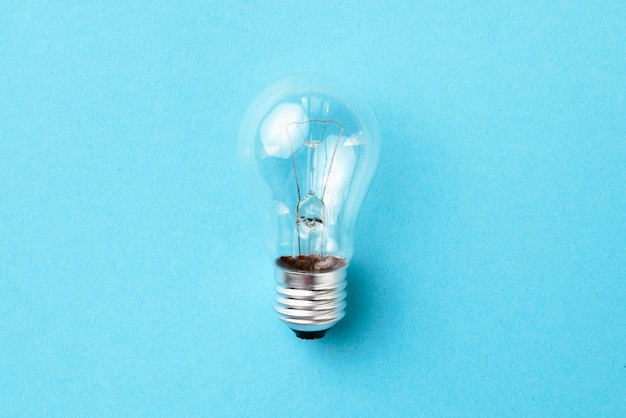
left=251, top=82, right=378, bottom=268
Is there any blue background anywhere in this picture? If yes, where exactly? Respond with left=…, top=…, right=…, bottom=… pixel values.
left=1, top=1, right=625, bottom=416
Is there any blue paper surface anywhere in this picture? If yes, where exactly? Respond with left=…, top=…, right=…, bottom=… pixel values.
left=1, top=1, right=624, bottom=416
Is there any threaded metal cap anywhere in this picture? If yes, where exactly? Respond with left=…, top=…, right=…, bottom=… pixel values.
left=274, top=259, right=348, bottom=338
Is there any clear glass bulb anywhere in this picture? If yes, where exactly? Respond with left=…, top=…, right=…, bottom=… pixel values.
left=240, top=74, right=380, bottom=339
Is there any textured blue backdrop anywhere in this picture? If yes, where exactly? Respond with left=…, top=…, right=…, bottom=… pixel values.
left=1, top=1, right=625, bottom=416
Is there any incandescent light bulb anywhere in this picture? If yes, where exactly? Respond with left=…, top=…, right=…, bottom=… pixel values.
left=240, top=75, right=380, bottom=339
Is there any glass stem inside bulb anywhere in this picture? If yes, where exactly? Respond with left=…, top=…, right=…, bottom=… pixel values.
left=295, top=138, right=326, bottom=260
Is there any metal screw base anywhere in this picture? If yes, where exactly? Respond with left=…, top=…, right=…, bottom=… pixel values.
left=274, top=260, right=348, bottom=338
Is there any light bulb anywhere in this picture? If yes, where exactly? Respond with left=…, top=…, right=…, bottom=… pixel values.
left=240, top=74, right=379, bottom=339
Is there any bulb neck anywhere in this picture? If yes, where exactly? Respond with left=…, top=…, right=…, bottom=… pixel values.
left=274, top=258, right=348, bottom=339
